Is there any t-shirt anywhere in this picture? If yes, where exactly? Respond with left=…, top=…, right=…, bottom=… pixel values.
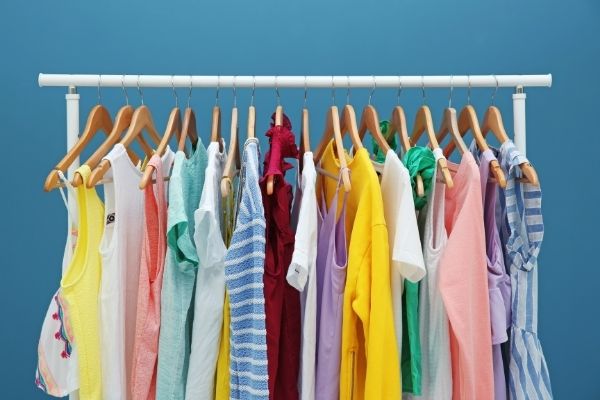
left=157, top=142, right=208, bottom=400
left=376, top=149, right=426, bottom=395
left=60, top=165, right=104, bottom=400
left=186, top=140, right=228, bottom=400
left=99, top=143, right=174, bottom=399
left=439, top=152, right=494, bottom=400
left=319, top=140, right=400, bottom=400
left=286, top=152, right=318, bottom=400
left=131, top=152, right=173, bottom=400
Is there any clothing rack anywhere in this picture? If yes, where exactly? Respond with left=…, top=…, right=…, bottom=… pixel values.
left=38, top=73, right=552, bottom=268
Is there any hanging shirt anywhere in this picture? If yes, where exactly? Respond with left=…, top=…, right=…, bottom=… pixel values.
left=131, top=152, right=173, bottom=400
left=470, top=143, right=512, bottom=400
left=415, top=149, right=452, bottom=400
left=60, top=165, right=104, bottom=400
left=286, top=152, right=319, bottom=400
left=439, top=151, right=494, bottom=400
left=99, top=143, right=174, bottom=400
left=224, top=138, right=269, bottom=400
left=497, top=140, right=553, bottom=400
left=318, top=140, right=400, bottom=400
left=186, top=140, right=228, bottom=400
left=261, top=113, right=301, bottom=400
left=314, top=171, right=347, bottom=400
left=35, top=172, right=80, bottom=397
left=157, top=142, right=208, bottom=400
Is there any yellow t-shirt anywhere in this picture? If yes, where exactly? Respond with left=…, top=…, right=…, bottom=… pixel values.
left=60, top=165, right=104, bottom=400
left=318, top=141, right=401, bottom=400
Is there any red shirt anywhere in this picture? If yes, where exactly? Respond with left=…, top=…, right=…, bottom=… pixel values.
left=260, top=113, right=301, bottom=400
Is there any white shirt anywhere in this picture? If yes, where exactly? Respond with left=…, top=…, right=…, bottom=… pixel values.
left=287, top=152, right=318, bottom=400
left=416, top=150, right=452, bottom=400
left=186, top=141, right=227, bottom=400
left=376, top=150, right=426, bottom=370
left=99, top=144, right=174, bottom=399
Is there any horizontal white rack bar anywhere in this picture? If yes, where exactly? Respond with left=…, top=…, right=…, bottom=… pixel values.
left=38, top=74, right=552, bottom=89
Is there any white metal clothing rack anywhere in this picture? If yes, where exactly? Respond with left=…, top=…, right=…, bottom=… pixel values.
left=38, top=73, right=550, bottom=400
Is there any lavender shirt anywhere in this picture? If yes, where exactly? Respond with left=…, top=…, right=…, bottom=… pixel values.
left=472, top=145, right=511, bottom=400
left=315, top=179, right=348, bottom=400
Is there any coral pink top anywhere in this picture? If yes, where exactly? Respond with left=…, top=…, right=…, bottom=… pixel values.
left=439, top=152, right=494, bottom=400
left=131, top=155, right=169, bottom=400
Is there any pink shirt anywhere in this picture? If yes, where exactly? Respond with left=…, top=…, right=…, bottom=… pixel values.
left=131, top=155, right=169, bottom=400
left=439, top=152, right=494, bottom=400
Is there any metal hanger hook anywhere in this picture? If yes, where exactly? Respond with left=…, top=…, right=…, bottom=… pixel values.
left=275, top=75, right=281, bottom=106
left=331, top=75, right=336, bottom=106
left=215, top=75, right=220, bottom=106
left=171, top=75, right=178, bottom=108
left=368, top=75, right=376, bottom=105
left=232, top=76, right=237, bottom=108
left=449, top=75, right=454, bottom=108
left=346, top=76, right=351, bottom=105
left=397, top=76, right=403, bottom=105
left=491, top=75, right=499, bottom=106
left=303, top=76, right=308, bottom=109
left=467, top=75, right=472, bottom=105
left=137, top=75, right=144, bottom=105
left=251, top=76, right=256, bottom=107
left=421, top=76, right=426, bottom=105
left=97, top=75, right=103, bottom=105
left=187, top=76, right=193, bottom=109
left=121, top=75, right=129, bottom=106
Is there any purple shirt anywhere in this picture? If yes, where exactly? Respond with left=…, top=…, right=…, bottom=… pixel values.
left=315, top=177, right=348, bottom=400
left=473, top=146, right=511, bottom=400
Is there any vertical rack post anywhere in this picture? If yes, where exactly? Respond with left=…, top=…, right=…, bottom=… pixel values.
left=513, top=86, right=527, bottom=155
left=65, top=86, right=80, bottom=400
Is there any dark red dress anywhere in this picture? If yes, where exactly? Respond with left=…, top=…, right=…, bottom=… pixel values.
left=260, top=113, right=301, bottom=400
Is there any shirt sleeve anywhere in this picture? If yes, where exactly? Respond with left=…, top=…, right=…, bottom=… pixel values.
left=287, top=181, right=317, bottom=291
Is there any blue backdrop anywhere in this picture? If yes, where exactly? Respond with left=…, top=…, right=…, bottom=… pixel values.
left=1, top=0, right=598, bottom=398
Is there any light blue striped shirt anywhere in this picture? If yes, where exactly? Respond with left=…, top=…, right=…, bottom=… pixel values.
left=498, top=140, right=552, bottom=400
left=224, top=138, right=269, bottom=400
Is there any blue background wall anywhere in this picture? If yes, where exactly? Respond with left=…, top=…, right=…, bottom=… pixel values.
left=1, top=0, right=598, bottom=398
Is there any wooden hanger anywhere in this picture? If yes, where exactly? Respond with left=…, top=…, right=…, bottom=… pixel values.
left=265, top=105, right=284, bottom=195
left=87, top=105, right=161, bottom=188
left=44, top=105, right=113, bottom=191
left=314, top=104, right=363, bottom=162
left=411, top=105, right=454, bottom=189
left=178, top=107, right=199, bottom=153
left=437, top=107, right=469, bottom=155
left=298, top=107, right=310, bottom=172
left=385, top=106, right=425, bottom=197
left=211, top=105, right=223, bottom=150
left=221, top=106, right=241, bottom=197
left=444, top=105, right=506, bottom=188
left=139, top=107, right=181, bottom=189
left=314, top=106, right=351, bottom=192
left=358, top=104, right=390, bottom=154
left=481, top=105, right=538, bottom=186
left=71, top=105, right=147, bottom=187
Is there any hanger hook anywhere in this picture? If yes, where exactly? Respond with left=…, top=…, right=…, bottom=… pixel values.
left=467, top=75, right=472, bottom=105
left=397, top=75, right=403, bottom=105
left=187, top=75, right=193, bottom=109
left=215, top=75, right=220, bottom=106
left=303, top=76, right=308, bottom=109
left=421, top=76, right=427, bottom=105
left=251, top=75, right=256, bottom=107
left=233, top=76, right=237, bottom=108
left=346, top=76, right=351, bottom=105
left=275, top=75, right=281, bottom=106
left=368, top=75, right=376, bottom=105
left=121, top=75, right=129, bottom=106
left=491, top=74, right=499, bottom=106
left=449, top=75, right=454, bottom=108
left=97, top=75, right=102, bottom=105
left=171, top=75, right=178, bottom=108
left=331, top=75, right=336, bottom=106
left=137, top=75, right=144, bottom=105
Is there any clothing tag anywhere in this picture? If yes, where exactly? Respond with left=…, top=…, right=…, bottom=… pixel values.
left=106, top=213, right=115, bottom=225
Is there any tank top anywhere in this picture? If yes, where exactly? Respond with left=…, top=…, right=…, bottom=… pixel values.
left=60, top=165, right=104, bottom=400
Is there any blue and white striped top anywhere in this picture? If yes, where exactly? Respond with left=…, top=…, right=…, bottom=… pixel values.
left=224, top=138, right=269, bottom=400
left=498, top=140, right=553, bottom=400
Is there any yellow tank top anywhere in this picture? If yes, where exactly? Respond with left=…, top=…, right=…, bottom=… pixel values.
left=215, top=292, right=230, bottom=400
left=60, top=165, right=104, bottom=400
